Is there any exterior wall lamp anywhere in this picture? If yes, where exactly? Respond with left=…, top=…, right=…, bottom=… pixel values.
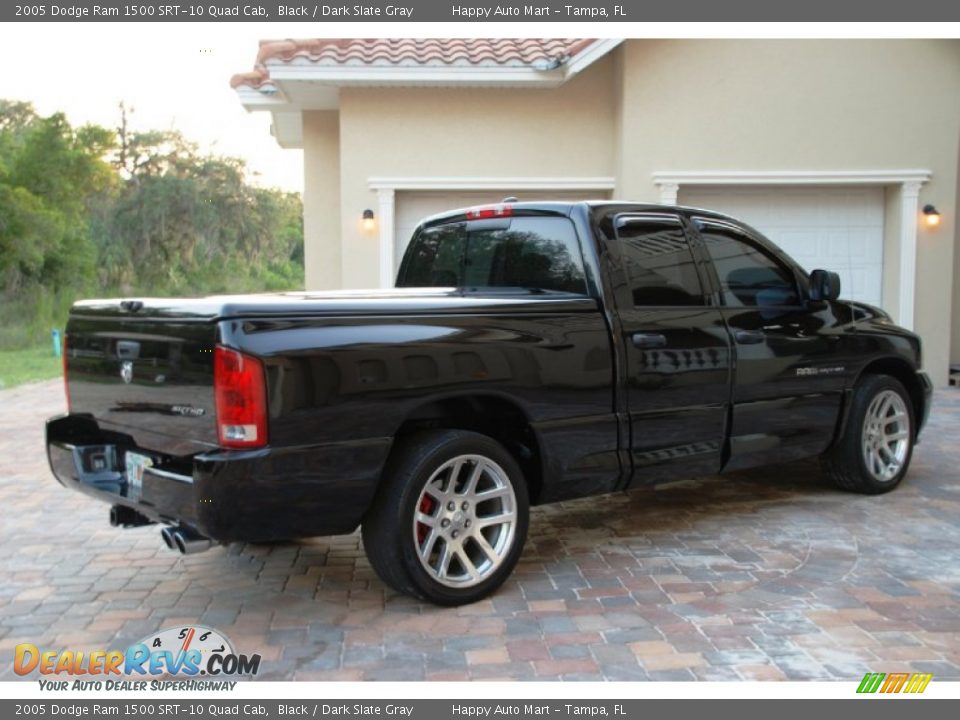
left=362, top=209, right=376, bottom=232
left=922, top=204, right=941, bottom=228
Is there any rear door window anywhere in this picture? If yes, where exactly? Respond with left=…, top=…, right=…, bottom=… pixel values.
left=398, top=216, right=587, bottom=294
left=615, top=215, right=705, bottom=306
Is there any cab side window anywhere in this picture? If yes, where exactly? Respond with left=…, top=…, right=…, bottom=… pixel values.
left=697, top=222, right=801, bottom=308
left=615, top=216, right=705, bottom=306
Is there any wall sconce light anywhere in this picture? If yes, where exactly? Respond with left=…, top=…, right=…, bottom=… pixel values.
left=923, top=204, right=941, bottom=228
left=362, top=209, right=376, bottom=232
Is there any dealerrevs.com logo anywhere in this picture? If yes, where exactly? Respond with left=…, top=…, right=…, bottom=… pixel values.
left=857, top=672, right=933, bottom=694
left=14, top=626, right=261, bottom=680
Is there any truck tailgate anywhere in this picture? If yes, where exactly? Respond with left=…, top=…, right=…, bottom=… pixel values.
left=65, top=308, right=218, bottom=456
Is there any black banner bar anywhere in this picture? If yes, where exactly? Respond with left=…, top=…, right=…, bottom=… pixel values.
left=4, top=0, right=960, bottom=22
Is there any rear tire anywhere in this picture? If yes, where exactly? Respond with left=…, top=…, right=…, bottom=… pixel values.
left=362, top=430, right=529, bottom=606
left=821, top=374, right=915, bottom=494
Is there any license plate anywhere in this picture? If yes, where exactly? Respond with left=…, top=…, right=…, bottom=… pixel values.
left=125, top=451, right=153, bottom=498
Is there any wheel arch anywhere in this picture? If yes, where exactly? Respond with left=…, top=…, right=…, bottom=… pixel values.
left=385, top=392, right=545, bottom=504
left=858, top=357, right=926, bottom=435
left=838, top=357, right=926, bottom=443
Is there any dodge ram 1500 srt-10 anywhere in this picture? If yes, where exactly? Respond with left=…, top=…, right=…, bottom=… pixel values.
left=47, top=201, right=933, bottom=605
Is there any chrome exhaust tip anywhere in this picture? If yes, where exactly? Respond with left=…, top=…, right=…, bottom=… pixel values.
left=173, top=530, right=212, bottom=555
left=163, top=525, right=212, bottom=555
left=160, top=526, right=177, bottom=549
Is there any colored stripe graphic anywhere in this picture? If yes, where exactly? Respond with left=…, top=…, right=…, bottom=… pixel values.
left=881, top=673, right=909, bottom=693
left=905, top=674, right=933, bottom=693
left=857, top=672, right=932, bottom=694
left=857, top=673, right=885, bottom=693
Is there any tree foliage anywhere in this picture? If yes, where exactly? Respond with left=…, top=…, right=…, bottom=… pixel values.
left=0, top=101, right=304, bottom=348
left=0, top=100, right=114, bottom=295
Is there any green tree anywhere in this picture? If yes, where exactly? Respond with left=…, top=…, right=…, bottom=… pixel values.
left=0, top=102, right=116, bottom=346
left=0, top=100, right=304, bottom=349
left=102, top=108, right=303, bottom=293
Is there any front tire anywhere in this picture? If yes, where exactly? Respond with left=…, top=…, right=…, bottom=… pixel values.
left=822, top=374, right=915, bottom=494
left=362, top=430, right=529, bottom=605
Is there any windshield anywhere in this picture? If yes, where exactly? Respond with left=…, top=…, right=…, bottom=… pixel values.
left=396, top=216, right=588, bottom=294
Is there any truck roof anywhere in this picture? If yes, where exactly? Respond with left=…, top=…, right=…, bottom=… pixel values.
left=418, top=200, right=740, bottom=229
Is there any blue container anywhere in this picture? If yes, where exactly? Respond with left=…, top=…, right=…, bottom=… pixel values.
left=52, top=329, right=62, bottom=358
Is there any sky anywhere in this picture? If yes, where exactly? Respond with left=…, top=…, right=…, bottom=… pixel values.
left=1, top=24, right=308, bottom=191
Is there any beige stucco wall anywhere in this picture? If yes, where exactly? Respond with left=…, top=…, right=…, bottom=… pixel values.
left=616, top=39, right=960, bottom=385
left=297, top=40, right=960, bottom=384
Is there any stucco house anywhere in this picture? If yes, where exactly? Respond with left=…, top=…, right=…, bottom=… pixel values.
left=231, top=38, right=960, bottom=386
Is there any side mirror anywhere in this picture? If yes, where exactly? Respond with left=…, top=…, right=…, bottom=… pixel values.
left=809, top=269, right=841, bottom=302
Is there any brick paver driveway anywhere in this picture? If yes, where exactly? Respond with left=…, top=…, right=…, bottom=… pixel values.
left=2, top=380, right=959, bottom=681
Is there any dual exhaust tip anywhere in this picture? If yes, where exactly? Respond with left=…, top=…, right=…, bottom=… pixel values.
left=160, top=524, right=213, bottom=555
left=110, top=505, right=211, bottom=555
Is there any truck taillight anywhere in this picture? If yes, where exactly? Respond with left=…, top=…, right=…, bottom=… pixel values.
left=62, top=333, right=70, bottom=414
left=465, top=204, right=513, bottom=219
left=214, top=345, right=267, bottom=449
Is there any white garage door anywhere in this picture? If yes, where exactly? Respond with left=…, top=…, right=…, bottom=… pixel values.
left=394, top=189, right=609, bottom=273
left=680, top=186, right=884, bottom=307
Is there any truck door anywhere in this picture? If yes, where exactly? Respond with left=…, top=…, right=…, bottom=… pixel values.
left=604, top=213, right=732, bottom=485
left=691, top=217, right=846, bottom=471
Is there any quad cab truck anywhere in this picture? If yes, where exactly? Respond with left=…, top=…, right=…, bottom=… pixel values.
left=47, top=201, right=933, bottom=605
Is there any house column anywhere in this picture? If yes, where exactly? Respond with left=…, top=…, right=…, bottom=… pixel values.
left=657, top=182, right=679, bottom=205
left=897, top=180, right=922, bottom=330
left=377, top=188, right=396, bottom=289
left=302, top=111, right=341, bottom=290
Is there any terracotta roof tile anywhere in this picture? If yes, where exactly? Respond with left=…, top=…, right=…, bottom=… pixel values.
left=231, top=38, right=594, bottom=89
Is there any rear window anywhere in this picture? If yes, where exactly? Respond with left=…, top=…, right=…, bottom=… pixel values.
left=397, top=216, right=588, bottom=294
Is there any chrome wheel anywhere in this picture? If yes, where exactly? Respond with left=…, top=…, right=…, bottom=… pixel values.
left=861, top=389, right=911, bottom=483
left=412, top=454, right=517, bottom=588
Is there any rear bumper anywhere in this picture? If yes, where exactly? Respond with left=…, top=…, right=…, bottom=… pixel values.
left=46, top=414, right=392, bottom=543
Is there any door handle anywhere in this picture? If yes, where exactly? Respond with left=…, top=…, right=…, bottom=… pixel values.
left=734, top=329, right=765, bottom=345
left=630, top=332, right=667, bottom=349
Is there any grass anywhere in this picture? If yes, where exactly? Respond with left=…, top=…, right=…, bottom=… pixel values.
left=0, top=346, right=63, bottom=390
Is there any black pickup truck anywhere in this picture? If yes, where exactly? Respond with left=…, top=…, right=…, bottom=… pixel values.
left=47, top=201, right=933, bottom=605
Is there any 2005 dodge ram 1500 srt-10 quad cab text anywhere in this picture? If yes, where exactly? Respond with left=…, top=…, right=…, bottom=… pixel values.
left=47, top=201, right=933, bottom=605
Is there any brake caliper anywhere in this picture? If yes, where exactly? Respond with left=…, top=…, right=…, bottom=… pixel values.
left=417, top=495, right=436, bottom=545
